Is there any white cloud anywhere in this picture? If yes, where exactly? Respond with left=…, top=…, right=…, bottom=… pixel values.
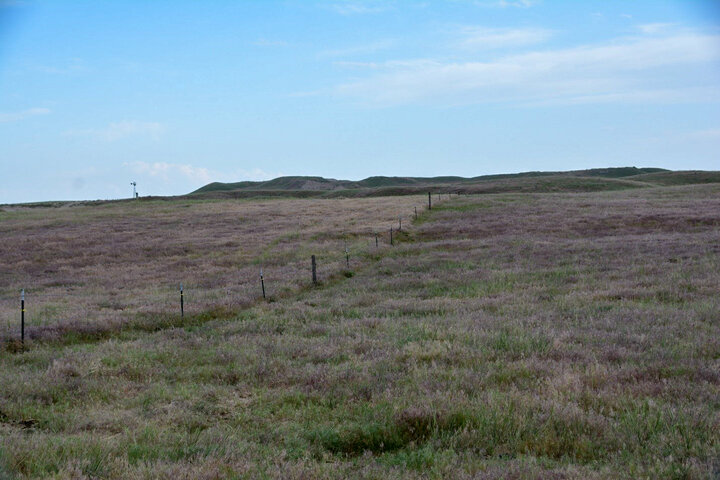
left=326, top=1, right=391, bottom=15
left=319, top=40, right=395, bottom=58
left=637, top=23, right=675, bottom=35
left=687, top=128, right=720, bottom=140
left=65, top=121, right=165, bottom=141
left=476, top=0, right=539, bottom=8
left=252, top=38, right=288, bottom=47
left=330, top=33, right=720, bottom=106
left=458, top=27, right=551, bottom=49
left=125, top=162, right=215, bottom=184
left=496, top=0, right=537, bottom=7
left=0, top=107, right=51, bottom=123
left=31, top=58, right=88, bottom=75
left=103, top=121, right=164, bottom=141
left=124, top=162, right=278, bottom=185
left=336, top=58, right=441, bottom=70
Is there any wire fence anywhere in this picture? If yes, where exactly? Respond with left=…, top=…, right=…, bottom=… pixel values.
left=1, top=193, right=455, bottom=348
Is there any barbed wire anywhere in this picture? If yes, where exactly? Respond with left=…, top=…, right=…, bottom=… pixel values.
left=0, top=198, right=445, bottom=341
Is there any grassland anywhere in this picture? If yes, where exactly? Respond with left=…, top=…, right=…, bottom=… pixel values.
left=1, top=184, right=719, bottom=479
left=0, top=196, right=421, bottom=344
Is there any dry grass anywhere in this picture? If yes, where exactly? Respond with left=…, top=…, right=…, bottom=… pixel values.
left=0, top=196, right=422, bottom=343
left=0, top=185, right=719, bottom=478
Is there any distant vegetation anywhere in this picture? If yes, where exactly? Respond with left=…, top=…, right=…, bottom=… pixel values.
left=624, top=170, right=720, bottom=185
left=189, top=167, right=720, bottom=200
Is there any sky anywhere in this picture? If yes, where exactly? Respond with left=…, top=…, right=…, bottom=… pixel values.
left=0, top=0, right=719, bottom=203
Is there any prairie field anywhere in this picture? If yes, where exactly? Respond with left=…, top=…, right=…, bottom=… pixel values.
left=1, top=185, right=719, bottom=479
left=0, top=195, right=421, bottom=342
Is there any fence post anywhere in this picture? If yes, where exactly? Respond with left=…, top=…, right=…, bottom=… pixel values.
left=260, top=268, right=266, bottom=299
left=390, top=227, right=394, bottom=246
left=20, top=289, right=25, bottom=345
left=345, top=247, right=350, bottom=268
left=375, top=233, right=378, bottom=248
left=311, top=255, right=317, bottom=285
left=428, top=192, right=432, bottom=210
left=399, top=216, right=402, bottom=231
left=414, top=206, right=417, bottom=220
left=180, top=283, right=184, bottom=317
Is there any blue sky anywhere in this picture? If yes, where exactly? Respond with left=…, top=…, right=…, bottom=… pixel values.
left=0, top=0, right=719, bottom=203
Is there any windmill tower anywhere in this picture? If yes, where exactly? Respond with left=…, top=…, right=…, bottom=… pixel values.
left=131, top=181, right=138, bottom=199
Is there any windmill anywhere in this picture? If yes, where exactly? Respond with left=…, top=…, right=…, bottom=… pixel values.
left=130, top=181, right=138, bottom=199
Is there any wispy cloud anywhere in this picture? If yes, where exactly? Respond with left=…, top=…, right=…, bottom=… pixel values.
left=124, top=162, right=215, bottom=184
left=65, top=121, right=165, bottom=141
left=326, top=1, right=392, bottom=15
left=0, top=107, right=51, bottom=123
left=124, top=162, right=278, bottom=185
left=637, top=23, right=675, bottom=35
left=457, top=27, right=551, bottom=49
left=330, top=32, right=720, bottom=106
left=686, top=127, right=720, bottom=140
left=334, top=59, right=438, bottom=69
left=476, top=0, right=539, bottom=8
left=31, top=58, right=89, bottom=75
left=252, top=38, right=289, bottom=47
left=319, top=40, right=395, bottom=58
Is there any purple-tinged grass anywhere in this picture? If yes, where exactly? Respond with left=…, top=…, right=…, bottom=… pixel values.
left=0, top=186, right=718, bottom=478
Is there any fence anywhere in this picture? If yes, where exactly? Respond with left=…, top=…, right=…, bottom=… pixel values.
left=1, top=193, right=455, bottom=349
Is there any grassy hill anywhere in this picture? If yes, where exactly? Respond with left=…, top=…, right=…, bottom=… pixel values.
left=624, top=170, right=720, bottom=186
left=190, top=167, right=680, bottom=198
left=7, top=168, right=715, bottom=208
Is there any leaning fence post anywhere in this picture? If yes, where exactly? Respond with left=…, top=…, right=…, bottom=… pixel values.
left=260, top=268, right=266, bottom=299
left=20, top=289, right=25, bottom=345
left=311, top=255, right=317, bottom=285
left=180, top=283, right=184, bottom=317
left=390, top=227, right=394, bottom=246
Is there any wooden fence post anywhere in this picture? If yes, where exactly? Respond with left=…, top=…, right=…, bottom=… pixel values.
left=311, top=255, right=317, bottom=285
left=260, top=268, right=266, bottom=299
left=20, top=289, right=25, bottom=345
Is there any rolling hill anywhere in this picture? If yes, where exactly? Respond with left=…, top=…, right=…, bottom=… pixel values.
left=188, top=167, right=720, bottom=199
